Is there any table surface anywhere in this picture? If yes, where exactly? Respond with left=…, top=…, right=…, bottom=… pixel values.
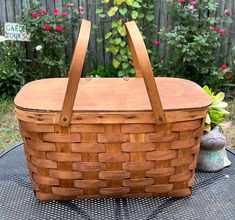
left=0, top=143, right=235, bottom=220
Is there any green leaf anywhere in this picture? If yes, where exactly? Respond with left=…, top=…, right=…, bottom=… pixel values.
left=119, top=8, right=128, bottom=16
left=114, top=38, right=122, bottom=45
left=109, top=38, right=114, bottom=44
left=107, top=6, right=118, bottom=17
left=146, top=13, right=155, bottom=21
left=102, top=0, right=110, bottom=3
left=120, top=48, right=126, bottom=55
left=98, top=14, right=106, bottom=18
left=211, top=102, right=228, bottom=109
left=111, top=21, right=118, bottom=29
left=132, top=1, right=141, bottom=8
left=110, top=45, right=119, bottom=54
left=118, top=72, right=123, bottom=77
left=130, top=68, right=136, bottom=74
left=122, top=62, right=129, bottom=69
left=115, top=0, right=124, bottom=5
left=112, top=59, right=121, bottom=69
left=219, top=109, right=230, bottom=115
left=117, top=19, right=123, bottom=26
left=138, top=12, right=144, bottom=18
left=212, top=92, right=225, bottom=105
left=209, top=109, right=225, bottom=126
left=148, top=3, right=154, bottom=9
left=205, top=113, right=211, bottom=125
left=118, top=26, right=127, bottom=36
left=105, top=32, right=112, bottom=40
left=120, top=41, right=126, bottom=47
left=131, top=11, right=139, bottom=19
left=96, top=7, right=104, bottom=14
left=203, top=85, right=212, bottom=96
left=105, top=47, right=110, bottom=52
left=126, top=0, right=134, bottom=6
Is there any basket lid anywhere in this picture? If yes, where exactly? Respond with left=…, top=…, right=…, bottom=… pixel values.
left=14, top=77, right=211, bottom=112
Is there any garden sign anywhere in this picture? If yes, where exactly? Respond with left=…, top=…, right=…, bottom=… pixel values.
left=4, top=23, right=30, bottom=41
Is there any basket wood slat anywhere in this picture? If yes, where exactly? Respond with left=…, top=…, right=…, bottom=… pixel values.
left=15, top=20, right=211, bottom=202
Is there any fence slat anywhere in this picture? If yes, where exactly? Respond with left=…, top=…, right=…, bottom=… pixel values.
left=0, top=0, right=7, bottom=29
left=95, top=1, right=104, bottom=69
left=14, top=0, right=22, bottom=22
left=6, top=0, right=15, bottom=22
left=46, top=0, right=55, bottom=13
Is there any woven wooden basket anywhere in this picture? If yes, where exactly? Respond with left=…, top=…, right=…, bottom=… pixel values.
left=15, top=19, right=211, bottom=202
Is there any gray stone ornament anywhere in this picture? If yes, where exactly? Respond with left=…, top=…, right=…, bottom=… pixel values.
left=197, top=126, right=231, bottom=172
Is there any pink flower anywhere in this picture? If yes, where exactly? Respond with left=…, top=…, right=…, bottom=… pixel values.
left=224, top=9, right=230, bottom=15
left=153, top=41, right=160, bottom=46
left=31, top=12, right=39, bottom=19
left=188, top=5, right=195, bottom=10
left=189, top=1, right=196, bottom=6
left=210, top=26, right=218, bottom=31
left=79, top=6, right=84, bottom=11
left=179, top=0, right=186, bottom=3
left=44, top=24, right=51, bottom=30
left=61, top=12, right=68, bottom=17
left=79, top=6, right=84, bottom=15
left=55, top=26, right=63, bottom=32
left=218, top=29, right=225, bottom=35
left=220, top=64, right=228, bottom=70
left=40, top=8, right=47, bottom=15
left=52, top=8, right=59, bottom=16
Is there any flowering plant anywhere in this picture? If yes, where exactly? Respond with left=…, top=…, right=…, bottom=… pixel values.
left=152, top=0, right=233, bottom=89
left=22, top=2, right=82, bottom=79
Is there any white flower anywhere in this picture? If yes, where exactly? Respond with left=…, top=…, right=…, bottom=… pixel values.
left=36, top=45, right=42, bottom=51
left=0, top=35, right=7, bottom=42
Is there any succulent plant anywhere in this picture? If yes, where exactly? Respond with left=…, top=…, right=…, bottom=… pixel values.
left=203, top=85, right=229, bottom=132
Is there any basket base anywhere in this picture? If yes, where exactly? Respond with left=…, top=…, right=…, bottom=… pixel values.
left=35, top=189, right=192, bottom=202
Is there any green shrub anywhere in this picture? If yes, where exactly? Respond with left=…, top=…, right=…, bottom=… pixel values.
left=87, top=65, right=117, bottom=78
left=96, top=0, right=155, bottom=77
left=152, top=0, right=232, bottom=89
left=0, top=40, right=26, bottom=99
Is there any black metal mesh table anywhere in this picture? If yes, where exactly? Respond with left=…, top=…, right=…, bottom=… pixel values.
left=0, top=143, right=235, bottom=220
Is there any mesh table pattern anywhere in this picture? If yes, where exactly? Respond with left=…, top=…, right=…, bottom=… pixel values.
left=0, top=143, right=235, bottom=220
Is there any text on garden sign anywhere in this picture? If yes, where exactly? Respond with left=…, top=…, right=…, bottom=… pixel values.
left=4, top=23, right=30, bottom=41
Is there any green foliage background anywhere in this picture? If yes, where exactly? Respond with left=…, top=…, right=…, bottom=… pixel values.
left=0, top=0, right=234, bottom=99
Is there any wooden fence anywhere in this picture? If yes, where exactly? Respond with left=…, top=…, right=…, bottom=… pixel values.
left=0, top=0, right=235, bottom=71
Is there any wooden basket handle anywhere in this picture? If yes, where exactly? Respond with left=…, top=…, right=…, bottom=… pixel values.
left=125, top=21, right=165, bottom=125
left=59, top=19, right=91, bottom=126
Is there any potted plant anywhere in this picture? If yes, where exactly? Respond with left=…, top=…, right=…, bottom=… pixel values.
left=197, top=86, right=231, bottom=172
